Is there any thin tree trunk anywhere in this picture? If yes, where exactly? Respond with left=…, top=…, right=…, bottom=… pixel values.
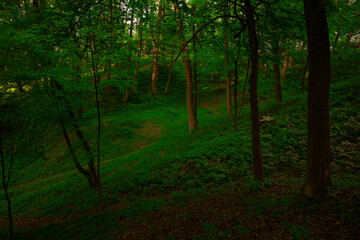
left=281, top=53, right=288, bottom=81
left=51, top=80, right=99, bottom=187
left=245, top=0, right=264, bottom=182
left=224, top=4, right=232, bottom=116
left=48, top=88, right=94, bottom=186
left=151, top=32, right=159, bottom=93
left=302, top=53, right=309, bottom=93
left=0, top=131, right=14, bottom=240
left=151, top=0, right=163, bottom=93
left=192, top=16, right=198, bottom=129
left=133, top=20, right=143, bottom=91
left=302, top=0, right=331, bottom=199
left=58, top=119, right=94, bottom=186
left=123, top=10, right=135, bottom=104
left=164, top=54, right=173, bottom=95
left=234, top=59, right=239, bottom=131
left=273, top=63, right=283, bottom=101
left=89, top=34, right=103, bottom=205
left=273, top=48, right=283, bottom=101
left=238, top=59, right=250, bottom=119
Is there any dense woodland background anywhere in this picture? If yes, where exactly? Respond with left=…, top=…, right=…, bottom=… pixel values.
left=0, top=0, right=359, bottom=239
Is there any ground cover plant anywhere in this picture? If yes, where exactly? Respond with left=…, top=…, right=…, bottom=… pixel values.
left=1, top=0, right=359, bottom=239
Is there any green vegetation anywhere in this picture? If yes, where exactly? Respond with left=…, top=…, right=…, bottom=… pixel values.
left=1, top=0, right=359, bottom=239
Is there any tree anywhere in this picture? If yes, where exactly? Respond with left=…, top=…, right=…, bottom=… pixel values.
left=223, top=2, right=232, bottom=117
left=244, top=0, right=264, bottom=182
left=0, top=129, right=14, bottom=239
left=302, top=0, right=331, bottom=199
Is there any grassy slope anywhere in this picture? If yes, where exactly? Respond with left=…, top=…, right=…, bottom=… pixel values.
left=0, top=65, right=359, bottom=240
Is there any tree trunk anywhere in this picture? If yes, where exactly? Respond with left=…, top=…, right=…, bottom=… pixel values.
left=133, top=20, right=143, bottom=92
left=0, top=132, right=14, bottom=240
left=89, top=33, right=103, bottom=205
left=151, top=0, right=163, bottom=93
left=183, top=45, right=197, bottom=133
left=234, top=59, right=239, bottom=131
left=238, top=59, right=250, bottom=119
left=51, top=80, right=99, bottom=187
left=302, top=0, right=331, bottom=199
left=273, top=63, right=283, bottom=101
left=50, top=89, right=94, bottom=186
left=302, top=53, right=309, bottom=93
left=123, top=10, right=135, bottom=104
left=281, top=53, right=288, bottom=81
left=192, top=16, right=198, bottom=129
left=224, top=4, right=232, bottom=116
left=245, top=0, right=264, bottom=182
left=151, top=33, right=159, bottom=93
left=164, top=54, right=173, bottom=95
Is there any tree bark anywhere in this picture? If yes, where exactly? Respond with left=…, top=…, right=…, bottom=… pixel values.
left=151, top=0, right=163, bottom=93
left=245, top=0, right=264, bottom=182
left=0, top=131, right=14, bottom=240
left=273, top=63, right=282, bottom=101
left=192, top=14, right=198, bottom=129
left=281, top=53, right=288, bottom=81
left=224, top=4, right=232, bottom=116
left=164, top=54, right=173, bottom=95
left=49, top=88, right=94, bottom=186
left=133, top=20, right=143, bottom=92
left=238, top=59, right=250, bottom=119
left=302, top=53, right=309, bottom=93
left=51, top=80, right=99, bottom=187
left=183, top=45, right=198, bottom=133
left=302, top=0, right=331, bottom=199
left=89, top=33, right=103, bottom=205
left=123, top=9, right=135, bottom=104
left=234, top=59, right=239, bottom=131
left=151, top=34, right=159, bottom=93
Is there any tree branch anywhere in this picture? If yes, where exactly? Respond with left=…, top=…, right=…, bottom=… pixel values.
left=172, top=15, right=236, bottom=63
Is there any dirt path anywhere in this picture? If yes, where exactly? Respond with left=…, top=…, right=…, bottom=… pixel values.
left=139, top=63, right=153, bottom=70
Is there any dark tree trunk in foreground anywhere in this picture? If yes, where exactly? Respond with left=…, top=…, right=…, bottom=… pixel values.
left=302, top=0, right=331, bottom=199
left=0, top=131, right=14, bottom=240
left=245, top=0, right=264, bottom=182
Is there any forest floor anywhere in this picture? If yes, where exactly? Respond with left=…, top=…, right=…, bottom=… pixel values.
left=0, top=72, right=359, bottom=240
